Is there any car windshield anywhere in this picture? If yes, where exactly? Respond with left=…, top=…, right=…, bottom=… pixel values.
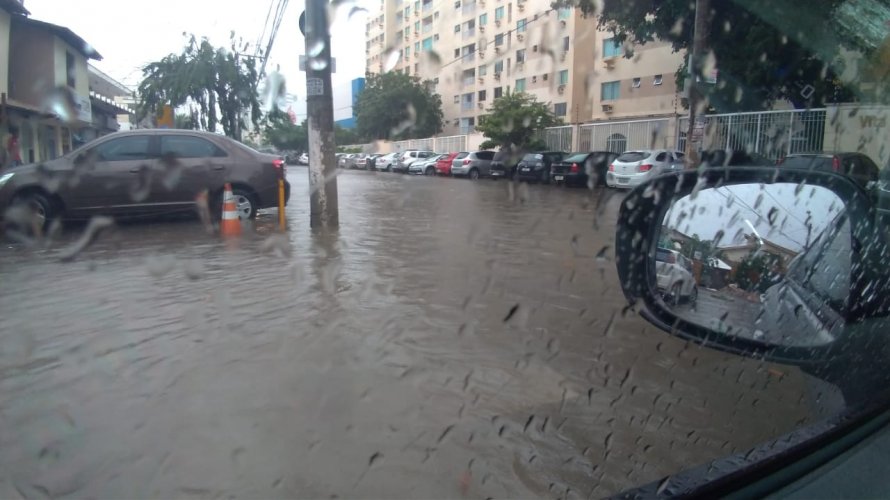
left=617, top=151, right=649, bottom=162
left=2, top=0, right=888, bottom=498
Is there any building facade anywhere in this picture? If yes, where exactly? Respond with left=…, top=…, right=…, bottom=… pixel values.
left=365, top=0, right=685, bottom=136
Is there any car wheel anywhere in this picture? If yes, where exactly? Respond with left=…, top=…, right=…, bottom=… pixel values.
left=468, top=168, right=480, bottom=180
left=8, top=191, right=55, bottom=235
left=425, top=166, right=435, bottom=176
left=670, top=283, right=682, bottom=306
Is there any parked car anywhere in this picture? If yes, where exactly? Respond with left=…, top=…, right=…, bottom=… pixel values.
left=489, top=146, right=525, bottom=180
left=393, top=150, right=435, bottom=173
left=434, top=152, right=460, bottom=176
left=408, top=154, right=447, bottom=175
left=354, top=154, right=370, bottom=170
left=374, top=152, right=399, bottom=172
left=515, top=151, right=566, bottom=183
left=606, top=149, right=685, bottom=188
left=655, top=247, right=697, bottom=305
left=365, top=154, right=382, bottom=171
left=335, top=153, right=347, bottom=168
left=0, top=129, right=290, bottom=232
left=450, top=151, right=496, bottom=179
left=551, top=151, right=619, bottom=187
left=298, top=153, right=309, bottom=165
left=699, top=149, right=772, bottom=167
left=778, top=151, right=880, bottom=188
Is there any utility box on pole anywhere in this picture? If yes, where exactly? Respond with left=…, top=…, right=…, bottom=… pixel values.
left=301, top=4, right=339, bottom=228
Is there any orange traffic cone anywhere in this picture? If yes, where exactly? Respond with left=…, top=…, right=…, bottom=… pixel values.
left=220, top=183, right=242, bottom=238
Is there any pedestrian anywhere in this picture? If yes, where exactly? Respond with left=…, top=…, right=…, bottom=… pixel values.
left=6, top=126, right=22, bottom=167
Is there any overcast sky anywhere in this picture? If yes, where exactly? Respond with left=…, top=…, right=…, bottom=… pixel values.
left=25, top=0, right=371, bottom=120
left=665, top=183, right=844, bottom=253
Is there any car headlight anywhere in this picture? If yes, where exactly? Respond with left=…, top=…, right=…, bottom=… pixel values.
left=0, top=172, right=14, bottom=188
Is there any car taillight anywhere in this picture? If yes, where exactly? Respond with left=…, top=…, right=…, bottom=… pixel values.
left=832, top=156, right=841, bottom=172
left=639, top=164, right=653, bottom=172
left=570, top=162, right=579, bottom=173
left=609, top=163, right=615, bottom=172
left=463, top=159, right=471, bottom=165
left=273, top=158, right=284, bottom=169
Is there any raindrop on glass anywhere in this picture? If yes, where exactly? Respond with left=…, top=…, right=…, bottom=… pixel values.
left=308, top=40, right=325, bottom=57
left=42, top=87, right=78, bottom=124
left=383, top=47, right=402, bottom=72
left=260, top=70, right=288, bottom=112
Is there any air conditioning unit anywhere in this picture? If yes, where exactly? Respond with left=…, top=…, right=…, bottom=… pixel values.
left=518, top=3, right=524, bottom=11
left=517, top=33, right=524, bottom=41
left=603, top=57, right=616, bottom=69
left=558, top=84, right=565, bottom=94
left=479, top=25, right=485, bottom=32
left=415, top=10, right=419, bottom=16
left=531, top=75, right=537, bottom=83
left=560, top=20, right=567, bottom=28
left=495, top=46, right=501, bottom=54
left=478, top=51, right=485, bottom=58
left=494, top=72, right=501, bottom=80
left=478, top=77, right=485, bottom=84
left=478, top=102, right=484, bottom=109
left=602, top=104, right=614, bottom=113
left=560, top=51, right=567, bottom=61
left=495, top=19, right=501, bottom=27
left=516, top=61, right=524, bottom=70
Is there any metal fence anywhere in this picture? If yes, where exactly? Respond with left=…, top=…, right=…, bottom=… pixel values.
left=578, top=118, right=673, bottom=153
left=539, top=125, right=573, bottom=152
left=677, top=109, right=827, bottom=160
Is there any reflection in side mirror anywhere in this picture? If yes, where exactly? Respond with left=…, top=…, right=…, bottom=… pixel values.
left=656, top=183, right=849, bottom=347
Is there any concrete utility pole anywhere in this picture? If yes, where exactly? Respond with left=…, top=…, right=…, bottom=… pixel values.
left=303, top=0, right=339, bottom=228
left=684, top=0, right=711, bottom=168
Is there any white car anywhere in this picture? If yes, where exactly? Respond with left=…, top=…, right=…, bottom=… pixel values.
left=298, top=153, right=309, bottom=165
left=655, top=247, right=697, bottom=305
left=606, top=149, right=685, bottom=188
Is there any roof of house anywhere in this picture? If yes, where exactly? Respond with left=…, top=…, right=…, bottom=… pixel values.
left=12, top=15, right=102, bottom=60
left=0, top=0, right=29, bottom=16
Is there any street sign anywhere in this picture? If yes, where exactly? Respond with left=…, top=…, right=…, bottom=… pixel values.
left=307, top=77, right=324, bottom=96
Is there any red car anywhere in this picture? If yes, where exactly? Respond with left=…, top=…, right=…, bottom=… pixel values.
left=434, top=152, right=460, bottom=176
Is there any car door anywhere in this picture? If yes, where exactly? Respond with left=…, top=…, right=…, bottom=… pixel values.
left=159, top=134, right=231, bottom=208
left=476, top=151, right=494, bottom=175
left=65, top=134, right=156, bottom=216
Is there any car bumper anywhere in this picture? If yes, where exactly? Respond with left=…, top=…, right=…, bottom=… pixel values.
left=606, top=172, right=649, bottom=188
left=435, top=166, right=451, bottom=175
left=451, top=165, right=470, bottom=176
left=408, top=166, right=425, bottom=174
left=551, top=172, right=585, bottom=184
left=516, top=168, right=545, bottom=181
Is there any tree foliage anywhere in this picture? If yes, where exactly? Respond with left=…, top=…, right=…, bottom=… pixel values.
left=476, top=91, right=559, bottom=150
left=354, top=72, right=444, bottom=141
left=568, top=0, right=870, bottom=110
left=137, top=34, right=261, bottom=140
left=262, top=109, right=308, bottom=152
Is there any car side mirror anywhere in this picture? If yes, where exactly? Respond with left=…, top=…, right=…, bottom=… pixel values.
left=615, top=167, right=890, bottom=367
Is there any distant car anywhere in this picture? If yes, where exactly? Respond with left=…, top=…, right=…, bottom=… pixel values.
left=655, top=247, right=697, bottom=305
left=778, top=152, right=880, bottom=188
left=0, top=129, right=290, bottom=231
left=354, top=154, right=370, bottom=170
left=450, top=151, right=496, bottom=179
left=298, top=153, right=309, bottom=165
left=515, top=151, right=566, bottom=183
left=394, top=150, right=435, bottom=173
left=365, top=154, right=383, bottom=170
left=408, top=154, right=447, bottom=175
left=606, top=149, right=685, bottom=189
left=551, top=151, right=619, bottom=187
left=489, top=146, right=525, bottom=180
left=374, top=152, right=398, bottom=172
left=435, top=152, right=460, bottom=176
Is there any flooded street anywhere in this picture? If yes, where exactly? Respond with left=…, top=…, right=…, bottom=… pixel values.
left=1, top=169, right=832, bottom=498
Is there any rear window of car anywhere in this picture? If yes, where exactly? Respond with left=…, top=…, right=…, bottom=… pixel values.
left=523, top=154, right=543, bottom=161
left=564, top=153, right=589, bottom=162
left=475, top=151, right=494, bottom=160
left=655, top=249, right=676, bottom=263
left=783, top=155, right=831, bottom=170
left=617, top=151, right=649, bottom=162
left=454, top=152, right=469, bottom=160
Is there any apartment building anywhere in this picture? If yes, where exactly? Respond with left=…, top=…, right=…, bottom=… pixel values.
left=365, top=0, right=685, bottom=136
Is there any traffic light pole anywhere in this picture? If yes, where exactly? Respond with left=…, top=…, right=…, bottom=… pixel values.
left=303, top=0, right=339, bottom=228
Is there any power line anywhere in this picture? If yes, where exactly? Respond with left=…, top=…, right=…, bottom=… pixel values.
left=255, top=0, right=277, bottom=58
left=258, top=0, right=290, bottom=78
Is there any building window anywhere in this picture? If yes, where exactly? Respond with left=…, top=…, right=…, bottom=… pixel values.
left=517, top=19, right=527, bottom=32
left=66, top=52, right=76, bottom=88
left=543, top=73, right=548, bottom=81
left=602, top=81, right=620, bottom=100
left=405, top=7, right=410, bottom=17
left=478, top=65, right=487, bottom=76
left=558, top=69, right=569, bottom=85
left=495, top=6, right=505, bottom=20
left=479, top=13, right=488, bottom=25
left=454, top=1, right=461, bottom=8
left=654, top=74, right=664, bottom=85
left=454, top=48, right=461, bottom=57
left=406, top=47, right=411, bottom=57
left=494, top=60, right=504, bottom=73
left=434, top=33, right=439, bottom=41
left=454, top=95, right=460, bottom=103
left=478, top=89, right=487, bottom=101
left=558, top=7, right=572, bottom=19
left=632, top=77, right=641, bottom=88
left=415, top=63, right=420, bottom=72
left=554, top=102, right=567, bottom=116
left=495, top=34, right=504, bottom=46
left=563, top=36, right=570, bottom=52
left=515, top=78, right=526, bottom=91
left=415, top=41, right=421, bottom=52
left=516, top=49, right=526, bottom=63
left=494, top=86, right=503, bottom=98
left=455, top=24, right=461, bottom=32
left=422, top=37, right=433, bottom=50
left=606, top=133, right=627, bottom=153
left=415, top=21, right=420, bottom=32
left=603, top=37, right=622, bottom=58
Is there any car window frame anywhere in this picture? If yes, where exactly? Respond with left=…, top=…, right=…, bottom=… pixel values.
left=160, top=135, right=228, bottom=159
left=92, top=134, right=155, bottom=162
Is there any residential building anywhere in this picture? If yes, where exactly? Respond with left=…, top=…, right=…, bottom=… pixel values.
left=87, top=64, right=135, bottom=139
left=1, top=1, right=103, bottom=162
left=364, top=0, right=685, bottom=136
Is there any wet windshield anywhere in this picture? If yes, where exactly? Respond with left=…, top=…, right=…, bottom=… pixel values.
left=1, top=0, right=888, bottom=497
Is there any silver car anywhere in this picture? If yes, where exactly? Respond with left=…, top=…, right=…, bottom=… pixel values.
left=394, top=150, right=435, bottom=173
left=606, top=149, right=685, bottom=189
left=450, top=151, right=496, bottom=179
left=408, top=154, right=446, bottom=175
left=655, top=247, right=697, bottom=305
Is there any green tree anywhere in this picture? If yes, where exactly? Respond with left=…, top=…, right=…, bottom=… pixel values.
left=137, top=34, right=261, bottom=140
left=335, top=126, right=362, bottom=146
left=567, top=0, right=862, bottom=110
left=476, top=91, right=559, bottom=150
left=262, top=109, right=308, bottom=152
left=354, top=72, right=443, bottom=141
left=734, top=252, right=782, bottom=292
